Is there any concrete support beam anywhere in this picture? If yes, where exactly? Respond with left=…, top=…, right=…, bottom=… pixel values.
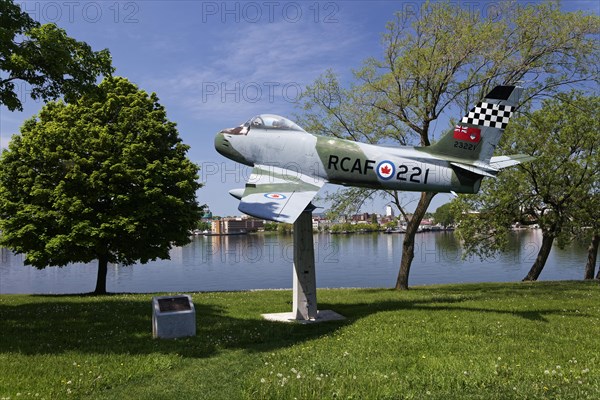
left=292, top=209, right=318, bottom=320
left=262, top=207, right=345, bottom=324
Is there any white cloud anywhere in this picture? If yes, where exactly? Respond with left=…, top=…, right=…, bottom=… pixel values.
left=144, top=21, right=360, bottom=122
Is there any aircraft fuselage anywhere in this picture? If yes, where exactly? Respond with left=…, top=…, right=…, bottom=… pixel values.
left=215, top=128, right=482, bottom=194
left=214, top=86, right=527, bottom=223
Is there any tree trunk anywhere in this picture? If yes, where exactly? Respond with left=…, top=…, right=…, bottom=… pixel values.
left=395, top=192, right=436, bottom=290
left=584, top=233, right=599, bottom=280
left=94, top=255, right=109, bottom=294
left=522, top=231, right=555, bottom=281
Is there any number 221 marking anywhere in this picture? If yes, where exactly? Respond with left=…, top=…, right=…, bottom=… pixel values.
left=396, top=165, right=430, bottom=184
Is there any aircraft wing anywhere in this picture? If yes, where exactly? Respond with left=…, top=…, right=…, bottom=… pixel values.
left=234, top=165, right=326, bottom=223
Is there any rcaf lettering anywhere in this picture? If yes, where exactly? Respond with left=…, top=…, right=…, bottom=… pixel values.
left=328, top=155, right=375, bottom=175
left=340, top=157, right=351, bottom=171
left=327, top=155, right=429, bottom=183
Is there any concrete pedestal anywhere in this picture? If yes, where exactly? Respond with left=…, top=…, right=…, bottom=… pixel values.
left=293, top=208, right=318, bottom=320
left=262, top=309, right=346, bottom=324
left=262, top=209, right=345, bottom=324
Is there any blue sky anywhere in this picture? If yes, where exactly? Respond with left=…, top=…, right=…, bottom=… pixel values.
left=1, top=0, right=598, bottom=217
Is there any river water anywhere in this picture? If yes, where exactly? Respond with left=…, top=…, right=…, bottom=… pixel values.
left=0, top=230, right=591, bottom=294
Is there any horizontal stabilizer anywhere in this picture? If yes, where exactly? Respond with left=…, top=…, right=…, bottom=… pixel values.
left=451, top=153, right=535, bottom=178
left=490, top=154, right=536, bottom=169
left=450, top=162, right=498, bottom=178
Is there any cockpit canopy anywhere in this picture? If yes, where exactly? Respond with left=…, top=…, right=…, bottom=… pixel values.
left=219, top=114, right=305, bottom=136
left=243, top=114, right=305, bottom=132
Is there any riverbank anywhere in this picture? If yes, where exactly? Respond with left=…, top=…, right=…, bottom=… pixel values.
left=1, top=281, right=598, bottom=399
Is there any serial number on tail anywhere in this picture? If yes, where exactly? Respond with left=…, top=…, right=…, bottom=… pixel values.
left=454, top=141, right=477, bottom=151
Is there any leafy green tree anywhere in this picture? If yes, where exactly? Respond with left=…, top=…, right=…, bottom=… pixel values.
left=385, top=219, right=398, bottom=230
left=584, top=227, right=599, bottom=280
left=433, top=203, right=455, bottom=229
left=370, top=213, right=378, bottom=225
left=0, top=77, right=201, bottom=294
left=0, top=0, right=113, bottom=111
left=572, top=179, right=599, bottom=280
left=279, top=223, right=293, bottom=234
left=365, top=223, right=381, bottom=232
left=299, top=1, right=599, bottom=289
left=566, top=146, right=600, bottom=280
left=263, top=222, right=278, bottom=232
left=196, top=221, right=211, bottom=231
left=330, top=222, right=353, bottom=233
left=452, top=92, right=599, bottom=281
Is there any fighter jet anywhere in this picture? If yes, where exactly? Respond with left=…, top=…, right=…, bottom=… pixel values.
left=215, top=85, right=533, bottom=223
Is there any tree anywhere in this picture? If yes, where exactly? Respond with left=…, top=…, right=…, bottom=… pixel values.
left=577, top=187, right=599, bottom=279
left=196, top=221, right=211, bottom=231
left=584, top=233, right=599, bottom=280
left=263, top=222, right=278, bottom=232
left=385, top=219, right=399, bottom=230
left=433, top=203, right=455, bottom=229
left=0, top=0, right=113, bottom=111
left=277, top=223, right=293, bottom=234
left=299, top=1, right=599, bottom=289
left=0, top=77, right=201, bottom=294
left=452, top=92, right=599, bottom=281
left=370, top=213, right=378, bottom=225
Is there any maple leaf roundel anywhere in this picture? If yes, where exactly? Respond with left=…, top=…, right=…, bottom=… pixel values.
left=376, top=161, right=395, bottom=180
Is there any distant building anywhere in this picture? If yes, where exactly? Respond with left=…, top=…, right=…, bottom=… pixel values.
left=351, top=213, right=371, bottom=223
left=380, top=215, right=396, bottom=225
left=385, top=205, right=394, bottom=217
left=312, top=214, right=331, bottom=231
left=418, top=219, right=443, bottom=231
left=211, top=217, right=264, bottom=234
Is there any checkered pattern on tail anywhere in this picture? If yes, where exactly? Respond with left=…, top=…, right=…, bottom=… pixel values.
left=461, top=102, right=514, bottom=129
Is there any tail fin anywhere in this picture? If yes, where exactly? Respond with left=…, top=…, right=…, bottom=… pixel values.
left=426, top=85, right=523, bottom=166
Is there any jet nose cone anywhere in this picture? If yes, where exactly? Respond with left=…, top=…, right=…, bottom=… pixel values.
left=215, top=124, right=245, bottom=157
left=214, top=131, right=229, bottom=156
left=214, top=130, right=250, bottom=166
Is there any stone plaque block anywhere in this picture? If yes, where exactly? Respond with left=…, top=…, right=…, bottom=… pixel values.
left=152, top=294, right=196, bottom=339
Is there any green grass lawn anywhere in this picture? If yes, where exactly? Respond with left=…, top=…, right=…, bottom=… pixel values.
left=0, top=281, right=599, bottom=399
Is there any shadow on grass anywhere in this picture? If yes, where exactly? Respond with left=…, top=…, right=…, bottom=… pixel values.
left=321, top=299, right=572, bottom=323
left=0, top=296, right=349, bottom=358
left=415, top=280, right=598, bottom=295
left=323, top=280, right=598, bottom=323
left=0, top=283, right=592, bottom=358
